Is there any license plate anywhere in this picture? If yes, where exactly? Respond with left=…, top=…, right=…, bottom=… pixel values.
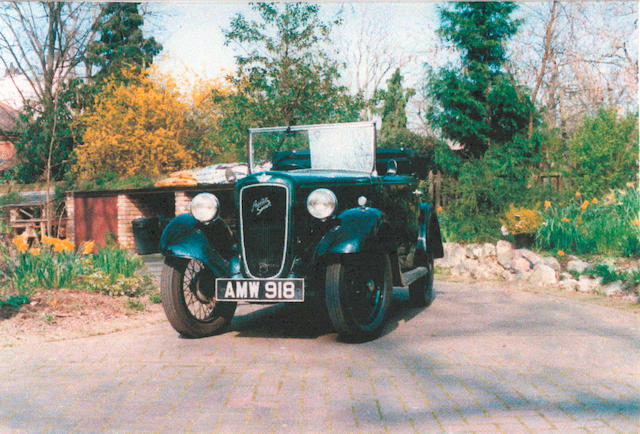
left=215, top=278, right=304, bottom=302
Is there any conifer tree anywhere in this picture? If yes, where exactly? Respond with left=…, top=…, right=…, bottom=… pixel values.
left=85, top=3, right=162, bottom=85
left=427, top=2, right=532, bottom=159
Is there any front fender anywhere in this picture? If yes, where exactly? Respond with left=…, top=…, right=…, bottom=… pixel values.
left=160, top=214, right=239, bottom=277
left=415, top=203, right=444, bottom=265
left=312, top=207, right=393, bottom=262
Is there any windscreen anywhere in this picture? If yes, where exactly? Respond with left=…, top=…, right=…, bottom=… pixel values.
left=249, top=122, right=375, bottom=173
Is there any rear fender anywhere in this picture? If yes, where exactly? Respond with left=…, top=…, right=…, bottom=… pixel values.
left=160, top=214, right=240, bottom=277
left=414, top=203, right=444, bottom=265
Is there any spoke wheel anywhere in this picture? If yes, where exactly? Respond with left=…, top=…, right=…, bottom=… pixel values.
left=325, top=254, right=392, bottom=341
left=161, top=259, right=236, bottom=338
left=409, top=256, right=434, bottom=307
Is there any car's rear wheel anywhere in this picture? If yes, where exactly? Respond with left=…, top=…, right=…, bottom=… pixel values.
left=408, top=255, right=435, bottom=307
left=161, top=258, right=236, bottom=338
left=325, top=253, right=392, bottom=341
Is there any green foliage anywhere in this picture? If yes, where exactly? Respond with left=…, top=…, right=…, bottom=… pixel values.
left=127, top=298, right=145, bottom=311
left=210, top=3, right=362, bottom=161
left=84, top=271, right=152, bottom=297
left=4, top=81, right=79, bottom=183
left=73, top=173, right=155, bottom=192
left=89, top=244, right=143, bottom=280
left=0, top=295, right=30, bottom=307
left=567, top=108, right=638, bottom=199
left=0, top=238, right=152, bottom=299
left=148, top=291, right=162, bottom=304
left=86, top=3, right=162, bottom=86
left=536, top=186, right=640, bottom=256
left=426, top=2, right=531, bottom=160
left=0, top=244, right=84, bottom=299
left=374, top=68, right=415, bottom=139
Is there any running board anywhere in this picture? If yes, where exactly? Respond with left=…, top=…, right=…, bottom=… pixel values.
left=398, top=266, right=428, bottom=287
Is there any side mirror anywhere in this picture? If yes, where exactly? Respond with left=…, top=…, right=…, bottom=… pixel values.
left=386, top=159, right=398, bottom=175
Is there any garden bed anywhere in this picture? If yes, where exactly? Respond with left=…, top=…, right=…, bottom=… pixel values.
left=0, top=288, right=164, bottom=347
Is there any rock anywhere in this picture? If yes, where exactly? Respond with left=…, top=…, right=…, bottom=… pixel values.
left=466, top=244, right=483, bottom=259
left=481, top=243, right=495, bottom=259
left=559, top=272, right=573, bottom=281
left=622, top=293, right=640, bottom=303
left=567, top=259, right=591, bottom=274
left=577, top=275, right=602, bottom=293
left=454, top=260, right=480, bottom=278
left=510, top=257, right=532, bottom=274
left=602, top=280, right=625, bottom=297
left=559, top=279, right=579, bottom=291
left=496, top=240, right=514, bottom=268
left=516, top=249, right=542, bottom=267
left=541, top=256, right=561, bottom=272
left=438, top=242, right=467, bottom=268
left=530, top=264, right=557, bottom=286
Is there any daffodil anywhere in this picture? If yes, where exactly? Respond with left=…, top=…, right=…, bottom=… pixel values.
left=591, top=198, right=597, bottom=204
left=580, top=200, right=589, bottom=211
left=544, top=200, right=551, bottom=209
left=557, top=250, right=565, bottom=257
left=575, top=191, right=581, bottom=197
left=561, top=217, right=570, bottom=223
left=82, top=240, right=96, bottom=255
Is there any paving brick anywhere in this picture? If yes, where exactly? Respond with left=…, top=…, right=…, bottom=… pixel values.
left=2, top=281, right=639, bottom=432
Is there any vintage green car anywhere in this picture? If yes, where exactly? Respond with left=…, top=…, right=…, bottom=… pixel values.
left=160, top=121, right=443, bottom=340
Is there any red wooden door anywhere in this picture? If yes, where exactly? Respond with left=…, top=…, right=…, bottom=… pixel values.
left=74, top=196, right=118, bottom=247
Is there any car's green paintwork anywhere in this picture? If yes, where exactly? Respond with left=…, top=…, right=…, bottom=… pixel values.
left=161, top=153, right=444, bottom=286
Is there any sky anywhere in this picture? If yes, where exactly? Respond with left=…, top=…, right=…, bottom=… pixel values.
left=149, top=3, right=439, bottom=90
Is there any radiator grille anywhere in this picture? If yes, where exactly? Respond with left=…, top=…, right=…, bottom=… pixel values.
left=240, top=184, right=288, bottom=278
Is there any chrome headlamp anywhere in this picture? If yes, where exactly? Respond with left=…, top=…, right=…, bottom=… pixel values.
left=190, top=193, right=219, bottom=223
left=306, top=188, right=337, bottom=219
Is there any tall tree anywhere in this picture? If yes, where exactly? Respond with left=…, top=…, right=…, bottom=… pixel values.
left=224, top=3, right=361, bottom=127
left=374, top=68, right=415, bottom=137
left=426, top=2, right=533, bottom=159
left=85, top=2, right=162, bottom=85
left=0, top=2, right=101, bottom=233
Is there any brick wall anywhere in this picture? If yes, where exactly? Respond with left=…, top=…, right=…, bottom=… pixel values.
left=175, top=191, right=190, bottom=215
left=117, top=194, right=154, bottom=251
left=65, top=192, right=75, bottom=244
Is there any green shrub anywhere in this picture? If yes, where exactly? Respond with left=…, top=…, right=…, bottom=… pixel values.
left=567, top=108, right=638, bottom=199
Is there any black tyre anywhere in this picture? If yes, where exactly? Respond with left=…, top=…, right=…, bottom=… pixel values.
left=325, top=254, right=392, bottom=340
left=409, top=256, right=434, bottom=307
left=161, top=258, right=236, bottom=338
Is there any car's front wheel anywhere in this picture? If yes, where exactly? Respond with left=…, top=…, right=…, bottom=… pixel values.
left=161, top=258, right=236, bottom=338
left=325, top=253, right=392, bottom=341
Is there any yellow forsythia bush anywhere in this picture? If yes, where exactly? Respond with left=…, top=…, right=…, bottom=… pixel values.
left=74, top=67, right=196, bottom=179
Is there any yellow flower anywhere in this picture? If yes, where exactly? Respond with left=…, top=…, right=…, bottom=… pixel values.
left=633, top=219, right=640, bottom=226
left=53, top=243, right=64, bottom=253
left=437, top=206, right=443, bottom=213
left=544, top=200, right=551, bottom=209
left=61, top=239, right=75, bottom=252
left=557, top=250, right=565, bottom=257
left=82, top=240, right=96, bottom=255
left=12, top=235, right=28, bottom=252
left=29, top=247, right=40, bottom=256
left=627, top=182, right=635, bottom=187
left=575, top=191, right=581, bottom=197
left=561, top=217, right=570, bottom=223
left=592, top=198, right=597, bottom=204
left=580, top=200, right=589, bottom=211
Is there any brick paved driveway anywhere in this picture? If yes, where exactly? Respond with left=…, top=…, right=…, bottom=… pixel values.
left=1, top=281, right=639, bottom=433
